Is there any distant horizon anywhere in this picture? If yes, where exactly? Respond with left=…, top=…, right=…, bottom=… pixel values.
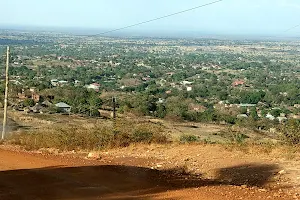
left=1, top=0, right=300, bottom=39
left=0, top=24, right=299, bottom=41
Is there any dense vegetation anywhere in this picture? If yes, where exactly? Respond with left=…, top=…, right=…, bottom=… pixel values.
left=0, top=30, right=299, bottom=143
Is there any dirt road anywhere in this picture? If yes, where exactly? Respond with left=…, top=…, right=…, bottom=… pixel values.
left=0, top=148, right=296, bottom=200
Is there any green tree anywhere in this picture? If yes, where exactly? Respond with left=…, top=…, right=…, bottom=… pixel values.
left=166, top=96, right=188, bottom=119
left=270, top=109, right=281, bottom=118
left=249, top=107, right=259, bottom=121
left=87, top=95, right=103, bottom=117
left=23, top=99, right=35, bottom=107
left=156, top=104, right=167, bottom=118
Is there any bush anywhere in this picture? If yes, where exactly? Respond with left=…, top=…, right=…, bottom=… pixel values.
left=9, top=119, right=169, bottom=150
left=23, top=99, right=35, bottom=107
left=230, top=132, right=249, bottom=144
left=10, top=125, right=113, bottom=150
left=280, top=119, right=300, bottom=145
left=180, top=134, right=199, bottom=143
left=132, top=127, right=153, bottom=143
left=217, top=128, right=249, bottom=144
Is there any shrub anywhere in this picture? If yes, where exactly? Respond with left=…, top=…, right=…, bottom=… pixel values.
left=230, top=132, right=249, bottom=144
left=217, top=128, right=249, bottom=144
left=132, top=129, right=153, bottom=143
left=23, top=99, right=35, bottom=107
left=8, top=119, right=169, bottom=150
left=180, top=134, right=199, bottom=143
left=280, top=119, right=300, bottom=145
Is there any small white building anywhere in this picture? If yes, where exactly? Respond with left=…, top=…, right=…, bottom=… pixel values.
left=58, top=80, right=68, bottom=85
left=266, top=113, right=275, bottom=120
left=180, top=81, right=193, bottom=85
left=237, top=114, right=248, bottom=119
left=74, top=80, right=81, bottom=86
left=86, top=83, right=101, bottom=91
left=51, top=79, right=58, bottom=86
left=157, top=98, right=165, bottom=104
left=277, top=116, right=287, bottom=123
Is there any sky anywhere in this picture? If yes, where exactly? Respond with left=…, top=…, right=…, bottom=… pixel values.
left=1, top=0, right=300, bottom=36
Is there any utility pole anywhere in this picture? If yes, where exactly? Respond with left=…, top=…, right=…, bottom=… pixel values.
left=2, top=46, right=9, bottom=140
left=112, top=97, right=117, bottom=135
left=112, top=97, right=116, bottom=120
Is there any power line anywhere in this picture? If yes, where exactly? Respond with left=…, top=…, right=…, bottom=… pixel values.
left=94, top=0, right=223, bottom=36
left=284, top=24, right=300, bottom=32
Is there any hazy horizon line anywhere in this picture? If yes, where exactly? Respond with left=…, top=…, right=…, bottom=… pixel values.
left=0, top=24, right=299, bottom=41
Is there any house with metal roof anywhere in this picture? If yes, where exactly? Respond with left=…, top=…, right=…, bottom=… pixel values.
left=55, top=102, right=71, bottom=113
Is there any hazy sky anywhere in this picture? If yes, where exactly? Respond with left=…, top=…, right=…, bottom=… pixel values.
left=1, top=0, right=300, bottom=36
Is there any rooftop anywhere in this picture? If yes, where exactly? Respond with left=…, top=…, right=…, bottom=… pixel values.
left=55, top=102, right=71, bottom=108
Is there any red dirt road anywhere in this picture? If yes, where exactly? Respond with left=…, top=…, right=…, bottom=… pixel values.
left=0, top=148, right=294, bottom=200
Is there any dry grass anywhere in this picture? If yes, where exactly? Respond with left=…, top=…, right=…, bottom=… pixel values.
left=8, top=118, right=169, bottom=151
left=6, top=111, right=299, bottom=157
